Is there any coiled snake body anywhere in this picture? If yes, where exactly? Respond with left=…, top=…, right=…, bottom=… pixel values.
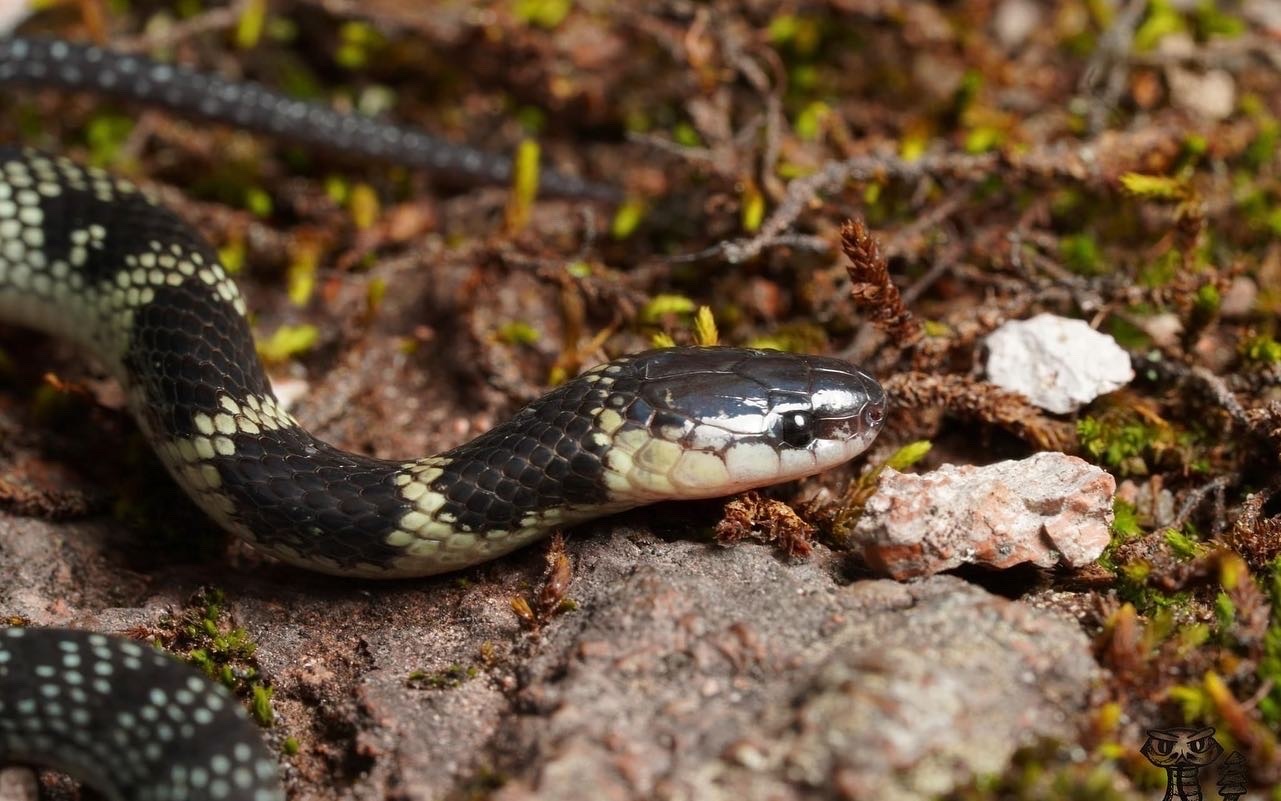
left=0, top=36, right=886, bottom=801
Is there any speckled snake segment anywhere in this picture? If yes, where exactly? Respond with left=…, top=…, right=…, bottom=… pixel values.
left=0, top=36, right=619, bottom=202
left=0, top=627, right=285, bottom=801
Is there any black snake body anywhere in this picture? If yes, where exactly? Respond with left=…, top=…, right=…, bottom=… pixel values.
left=0, top=35, right=886, bottom=801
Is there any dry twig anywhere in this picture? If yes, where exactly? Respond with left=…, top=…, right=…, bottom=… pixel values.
left=841, top=219, right=920, bottom=344
left=884, top=372, right=1077, bottom=452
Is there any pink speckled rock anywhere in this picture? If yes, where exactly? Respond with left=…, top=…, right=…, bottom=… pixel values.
left=852, top=453, right=1115, bottom=579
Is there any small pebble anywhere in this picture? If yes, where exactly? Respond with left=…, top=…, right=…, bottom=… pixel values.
left=985, top=313, right=1133, bottom=414
left=852, top=452, right=1115, bottom=579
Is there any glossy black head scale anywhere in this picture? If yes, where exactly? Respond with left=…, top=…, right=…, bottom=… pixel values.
left=585, top=348, right=887, bottom=500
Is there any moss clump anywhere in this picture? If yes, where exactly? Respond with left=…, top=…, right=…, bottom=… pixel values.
left=160, top=589, right=275, bottom=728
left=406, top=663, right=478, bottom=690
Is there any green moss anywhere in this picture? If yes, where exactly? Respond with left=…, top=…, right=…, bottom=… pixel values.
left=406, top=663, right=479, bottom=690
left=282, top=737, right=300, bottom=756
left=745, top=323, right=829, bottom=354
left=334, top=20, right=386, bottom=69
left=1193, top=282, right=1220, bottom=315
left=251, top=684, right=274, bottom=727
left=1112, top=499, right=1143, bottom=540
left=1214, top=590, right=1236, bottom=634
left=1134, top=1, right=1189, bottom=52
left=1164, top=527, right=1203, bottom=560
left=1077, top=410, right=1204, bottom=478
left=610, top=199, right=647, bottom=240
left=639, top=294, right=697, bottom=323
left=257, top=324, right=319, bottom=365
left=242, top=186, right=272, bottom=218
left=513, top=0, right=573, bottom=29
left=161, top=589, right=277, bottom=729
left=1060, top=232, right=1105, bottom=275
left=672, top=122, right=703, bottom=148
left=1241, top=333, right=1281, bottom=364
left=1138, top=249, right=1180, bottom=287
left=496, top=322, right=541, bottom=346
left=84, top=113, right=136, bottom=168
left=1256, top=558, right=1281, bottom=725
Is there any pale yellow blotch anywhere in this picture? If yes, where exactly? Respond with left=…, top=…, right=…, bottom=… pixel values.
left=385, top=530, right=415, bottom=548
left=613, top=428, right=651, bottom=456
left=635, top=439, right=682, bottom=473
left=603, top=450, right=634, bottom=493
left=445, top=533, right=477, bottom=552
left=724, top=442, right=781, bottom=484
left=219, top=396, right=241, bottom=414
left=778, top=448, right=817, bottom=477
left=239, top=419, right=260, bottom=436
left=193, top=414, right=215, bottom=436
left=393, top=473, right=412, bottom=486
left=400, top=511, right=430, bottom=532
left=413, top=491, right=446, bottom=516
left=193, top=437, right=216, bottom=461
left=406, top=539, right=441, bottom=557
left=596, top=409, right=624, bottom=435
left=213, top=436, right=235, bottom=456
left=670, top=450, right=731, bottom=490
left=200, top=464, right=221, bottom=488
left=632, top=468, right=674, bottom=495
left=417, top=461, right=448, bottom=481
left=401, top=481, right=428, bottom=502
left=605, top=449, right=634, bottom=476
left=181, top=465, right=207, bottom=491
left=213, top=414, right=236, bottom=435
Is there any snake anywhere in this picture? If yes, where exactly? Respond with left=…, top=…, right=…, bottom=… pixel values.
left=0, top=35, right=887, bottom=801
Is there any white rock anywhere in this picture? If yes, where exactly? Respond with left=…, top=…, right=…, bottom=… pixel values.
left=852, top=453, right=1116, bottom=579
left=1167, top=67, right=1236, bottom=121
left=992, top=0, right=1042, bottom=48
left=985, top=313, right=1133, bottom=414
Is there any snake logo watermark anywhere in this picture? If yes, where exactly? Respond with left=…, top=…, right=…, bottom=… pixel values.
left=1140, top=726, right=1247, bottom=801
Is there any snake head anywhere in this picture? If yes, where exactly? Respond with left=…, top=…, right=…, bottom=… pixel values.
left=591, top=347, right=886, bottom=500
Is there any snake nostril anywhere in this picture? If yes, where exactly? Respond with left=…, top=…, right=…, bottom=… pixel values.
left=863, top=401, right=885, bottom=428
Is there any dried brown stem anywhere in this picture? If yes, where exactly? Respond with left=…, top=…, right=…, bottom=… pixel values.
left=884, top=372, right=1077, bottom=452
left=841, top=219, right=920, bottom=344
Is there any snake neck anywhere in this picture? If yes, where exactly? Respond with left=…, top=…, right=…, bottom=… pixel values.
left=0, top=147, right=625, bottom=576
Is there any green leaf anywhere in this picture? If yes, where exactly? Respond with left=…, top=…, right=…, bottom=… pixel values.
left=257, top=324, right=319, bottom=364
left=886, top=441, right=931, bottom=471
left=1119, top=172, right=1186, bottom=199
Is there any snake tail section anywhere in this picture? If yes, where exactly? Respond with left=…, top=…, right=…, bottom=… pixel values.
left=0, top=627, right=285, bottom=801
left=0, top=36, right=619, bottom=202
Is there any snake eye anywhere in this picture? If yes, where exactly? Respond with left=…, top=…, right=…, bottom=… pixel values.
left=775, top=410, right=815, bottom=447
